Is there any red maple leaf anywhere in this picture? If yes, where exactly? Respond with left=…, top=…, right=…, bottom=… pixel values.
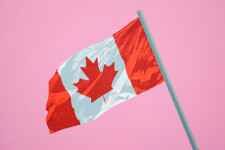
left=74, top=56, right=118, bottom=103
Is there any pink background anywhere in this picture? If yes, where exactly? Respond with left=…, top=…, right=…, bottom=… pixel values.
left=1, top=0, right=225, bottom=149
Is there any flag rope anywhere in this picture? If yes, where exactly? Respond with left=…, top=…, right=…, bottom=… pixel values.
left=137, top=10, right=199, bottom=150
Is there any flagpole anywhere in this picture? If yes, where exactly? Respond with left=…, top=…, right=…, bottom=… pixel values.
left=137, top=10, right=198, bottom=150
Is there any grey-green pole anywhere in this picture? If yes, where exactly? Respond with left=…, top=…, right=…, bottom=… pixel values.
left=137, top=10, right=198, bottom=150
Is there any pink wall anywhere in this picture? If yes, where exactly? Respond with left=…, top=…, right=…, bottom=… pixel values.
left=0, top=0, right=225, bottom=149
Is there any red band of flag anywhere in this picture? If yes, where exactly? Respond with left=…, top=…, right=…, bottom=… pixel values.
left=113, top=18, right=164, bottom=94
left=46, top=71, right=80, bottom=133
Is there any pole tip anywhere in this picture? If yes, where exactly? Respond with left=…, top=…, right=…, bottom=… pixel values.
left=137, top=10, right=143, bottom=15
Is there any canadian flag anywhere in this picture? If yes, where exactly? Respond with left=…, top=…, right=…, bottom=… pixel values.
left=46, top=18, right=164, bottom=133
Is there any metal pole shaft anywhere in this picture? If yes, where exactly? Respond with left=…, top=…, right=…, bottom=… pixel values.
left=137, top=10, right=198, bottom=150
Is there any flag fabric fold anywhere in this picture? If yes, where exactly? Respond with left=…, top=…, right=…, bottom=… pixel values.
left=46, top=18, right=164, bottom=133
